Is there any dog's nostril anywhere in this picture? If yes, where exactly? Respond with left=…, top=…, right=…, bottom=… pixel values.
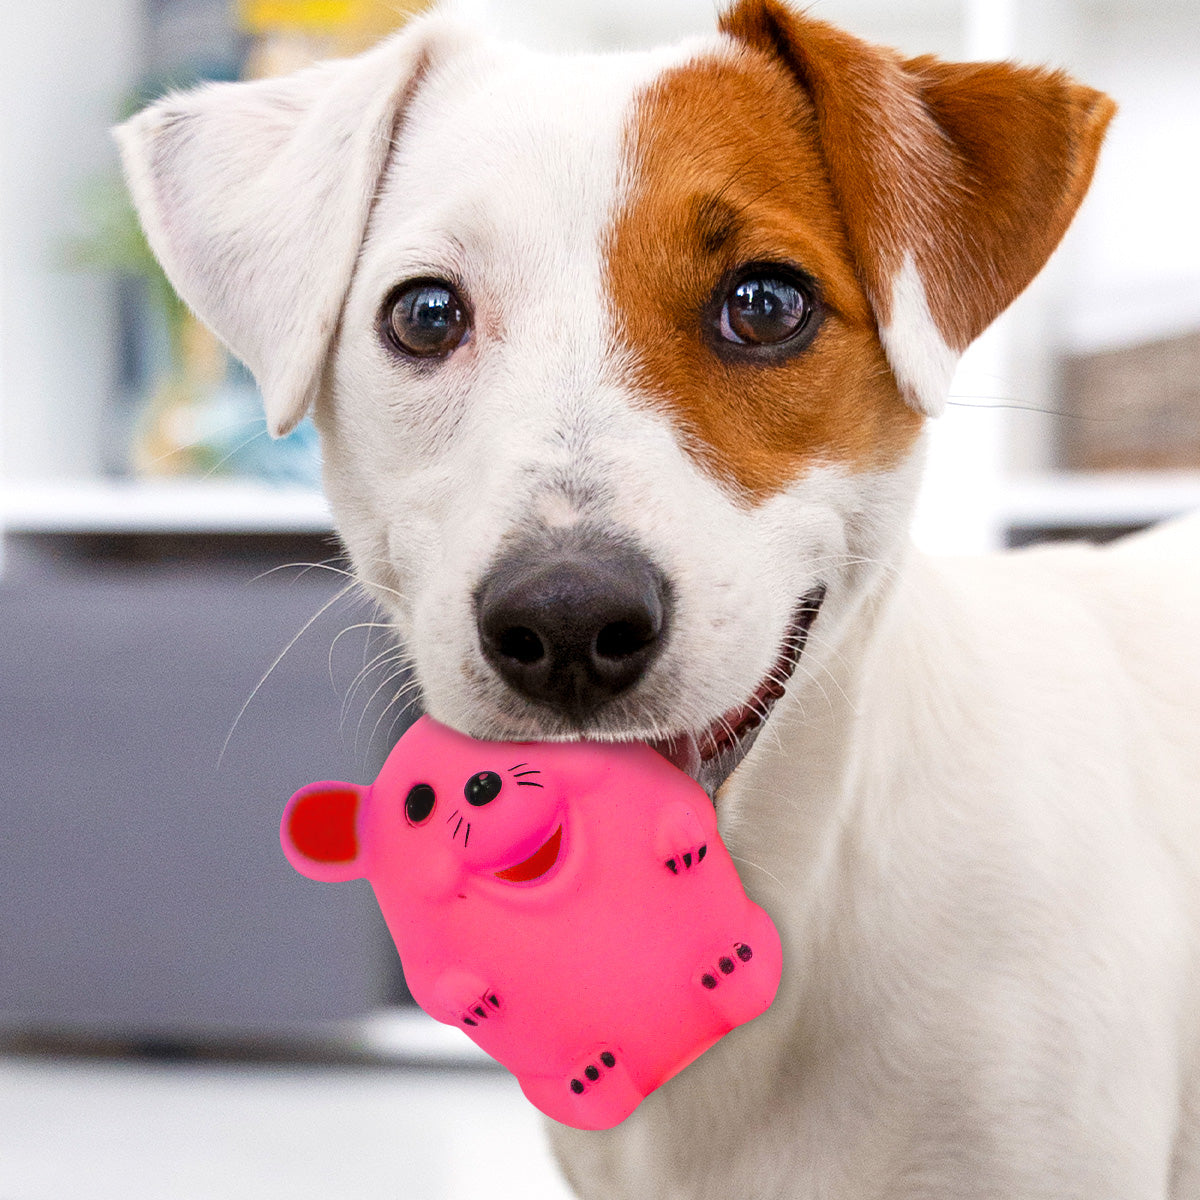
left=595, top=619, right=654, bottom=661
left=498, top=626, right=545, bottom=665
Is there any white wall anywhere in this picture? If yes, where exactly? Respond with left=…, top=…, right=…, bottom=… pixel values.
left=0, top=0, right=145, bottom=481
left=1065, top=8, right=1200, bottom=353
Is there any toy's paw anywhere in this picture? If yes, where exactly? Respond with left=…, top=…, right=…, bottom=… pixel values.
left=521, top=1048, right=644, bottom=1130
left=459, top=991, right=502, bottom=1028
left=657, top=802, right=709, bottom=875
left=432, top=970, right=502, bottom=1030
left=567, top=1049, right=621, bottom=1098
left=695, top=941, right=765, bottom=1019
left=665, top=842, right=707, bottom=875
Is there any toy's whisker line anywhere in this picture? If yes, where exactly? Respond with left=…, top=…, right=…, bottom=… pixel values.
left=454, top=816, right=464, bottom=839
left=464, top=823, right=471, bottom=849
left=446, top=808, right=460, bottom=824
left=513, top=769, right=541, bottom=777
left=509, top=762, right=528, bottom=771
left=516, top=781, right=544, bottom=788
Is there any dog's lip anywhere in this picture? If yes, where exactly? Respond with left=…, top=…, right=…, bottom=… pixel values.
left=651, top=584, right=827, bottom=772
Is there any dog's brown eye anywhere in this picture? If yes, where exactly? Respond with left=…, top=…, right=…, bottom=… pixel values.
left=383, top=280, right=471, bottom=358
left=715, top=268, right=817, bottom=350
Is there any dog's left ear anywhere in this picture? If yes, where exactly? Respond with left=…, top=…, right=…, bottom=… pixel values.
left=115, top=17, right=463, bottom=436
left=720, top=0, right=1116, bottom=416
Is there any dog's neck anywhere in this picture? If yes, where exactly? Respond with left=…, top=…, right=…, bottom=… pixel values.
left=718, top=540, right=924, bottom=953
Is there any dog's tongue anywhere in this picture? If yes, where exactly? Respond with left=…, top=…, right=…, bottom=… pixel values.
left=648, top=733, right=702, bottom=778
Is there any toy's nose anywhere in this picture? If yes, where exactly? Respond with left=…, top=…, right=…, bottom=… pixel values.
left=476, top=532, right=670, bottom=722
left=465, top=771, right=503, bottom=807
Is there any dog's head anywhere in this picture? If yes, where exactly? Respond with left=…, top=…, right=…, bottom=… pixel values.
left=117, top=0, right=1113, bottom=786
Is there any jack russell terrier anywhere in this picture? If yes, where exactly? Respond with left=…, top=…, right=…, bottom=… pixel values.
left=117, top=1, right=1200, bottom=1195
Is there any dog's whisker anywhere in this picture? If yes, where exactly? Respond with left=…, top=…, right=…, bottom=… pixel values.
left=361, top=677, right=423, bottom=761
left=219, top=580, right=359, bottom=769
left=250, top=557, right=351, bottom=586
left=329, top=621, right=395, bottom=680
left=727, top=852, right=786, bottom=891
left=348, top=660, right=420, bottom=744
left=340, top=649, right=412, bottom=731
left=202, top=424, right=274, bottom=478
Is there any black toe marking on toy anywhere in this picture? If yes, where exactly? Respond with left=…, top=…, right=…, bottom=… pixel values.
left=701, top=973, right=718, bottom=990
left=488, top=994, right=500, bottom=1008
left=585, top=1065, right=600, bottom=1082
left=570, top=1078, right=585, bottom=1095
left=600, top=1052, right=616, bottom=1068
left=736, top=942, right=753, bottom=962
left=464, top=1017, right=477, bottom=1027
left=719, top=956, right=736, bottom=975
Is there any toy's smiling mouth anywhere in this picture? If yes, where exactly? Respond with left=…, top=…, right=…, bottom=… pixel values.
left=495, top=825, right=563, bottom=883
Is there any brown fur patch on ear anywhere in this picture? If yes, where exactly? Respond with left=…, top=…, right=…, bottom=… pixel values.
left=606, top=48, right=923, bottom=500
left=719, top=0, right=1116, bottom=355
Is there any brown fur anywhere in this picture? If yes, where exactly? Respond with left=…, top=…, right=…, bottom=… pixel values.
left=719, top=0, right=1117, bottom=354
left=606, top=46, right=921, bottom=500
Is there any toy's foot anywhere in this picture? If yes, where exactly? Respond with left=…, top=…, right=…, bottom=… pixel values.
left=664, top=842, right=707, bottom=875
left=657, top=803, right=709, bottom=875
left=695, top=941, right=771, bottom=1023
left=458, top=991, right=502, bottom=1028
left=521, top=1049, right=644, bottom=1130
left=431, top=971, right=502, bottom=1030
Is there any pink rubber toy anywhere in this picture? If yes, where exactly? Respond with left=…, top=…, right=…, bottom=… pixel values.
left=280, top=715, right=782, bottom=1130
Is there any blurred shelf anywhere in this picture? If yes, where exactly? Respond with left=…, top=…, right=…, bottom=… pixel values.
left=6, top=472, right=1197, bottom=541
left=1001, top=470, right=1200, bottom=530
left=355, top=1006, right=490, bottom=1066
left=0, top=478, right=333, bottom=535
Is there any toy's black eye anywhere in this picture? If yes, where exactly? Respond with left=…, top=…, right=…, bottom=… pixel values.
left=713, top=266, right=819, bottom=351
left=405, top=783, right=436, bottom=825
left=382, top=279, right=471, bottom=358
left=465, top=771, right=503, bottom=807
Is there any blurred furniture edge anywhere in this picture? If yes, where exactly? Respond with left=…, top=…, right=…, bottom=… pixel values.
left=0, top=527, right=438, bottom=1058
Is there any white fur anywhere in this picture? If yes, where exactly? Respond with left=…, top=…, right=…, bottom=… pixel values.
left=879, top=252, right=959, bottom=418
left=117, top=13, right=1200, bottom=1199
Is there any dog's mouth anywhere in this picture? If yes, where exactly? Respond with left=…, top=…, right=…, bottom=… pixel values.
left=651, top=584, right=827, bottom=782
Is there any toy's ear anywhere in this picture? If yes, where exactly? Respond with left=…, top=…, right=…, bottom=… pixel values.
left=281, top=782, right=368, bottom=883
left=113, top=15, right=466, bottom=436
left=720, top=0, right=1116, bottom=417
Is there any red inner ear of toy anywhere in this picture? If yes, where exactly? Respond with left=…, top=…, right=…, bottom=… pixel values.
left=289, top=788, right=359, bottom=863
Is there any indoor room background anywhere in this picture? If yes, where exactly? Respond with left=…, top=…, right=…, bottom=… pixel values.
left=2, top=0, right=1198, bottom=1196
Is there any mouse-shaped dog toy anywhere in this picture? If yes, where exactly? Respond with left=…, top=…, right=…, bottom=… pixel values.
left=280, top=715, right=782, bottom=1130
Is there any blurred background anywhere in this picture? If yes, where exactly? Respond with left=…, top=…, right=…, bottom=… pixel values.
left=1, top=0, right=1197, bottom=1196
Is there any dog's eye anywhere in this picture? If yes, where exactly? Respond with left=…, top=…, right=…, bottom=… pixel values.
left=405, top=783, right=437, bottom=825
left=383, top=280, right=471, bottom=358
left=713, top=267, right=818, bottom=351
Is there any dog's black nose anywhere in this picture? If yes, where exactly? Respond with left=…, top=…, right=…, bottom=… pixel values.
left=476, top=536, right=669, bottom=720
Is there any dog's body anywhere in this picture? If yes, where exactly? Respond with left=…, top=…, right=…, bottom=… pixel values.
left=117, top=1, right=1200, bottom=1194
left=555, top=517, right=1200, bottom=1198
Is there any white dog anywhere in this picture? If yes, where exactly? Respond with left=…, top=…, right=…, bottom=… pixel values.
left=117, top=1, right=1200, bottom=1195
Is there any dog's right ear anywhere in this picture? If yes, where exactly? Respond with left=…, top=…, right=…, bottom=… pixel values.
left=720, top=0, right=1115, bottom=419
left=115, top=18, right=461, bottom=437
